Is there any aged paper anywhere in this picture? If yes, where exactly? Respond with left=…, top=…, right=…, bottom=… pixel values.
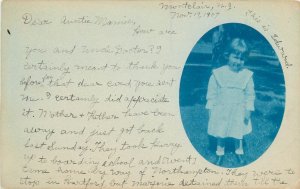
left=1, top=0, right=300, bottom=188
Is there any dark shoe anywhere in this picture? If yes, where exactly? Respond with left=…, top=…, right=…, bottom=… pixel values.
left=236, top=154, right=245, bottom=164
left=216, top=156, right=223, bottom=166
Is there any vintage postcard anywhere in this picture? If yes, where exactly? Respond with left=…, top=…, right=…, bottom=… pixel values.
left=1, top=0, right=299, bottom=188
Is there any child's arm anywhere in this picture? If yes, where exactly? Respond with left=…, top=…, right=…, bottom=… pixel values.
left=206, top=74, right=218, bottom=113
left=244, top=76, right=255, bottom=123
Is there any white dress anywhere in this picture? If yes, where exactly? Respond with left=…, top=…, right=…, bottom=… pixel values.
left=206, top=65, right=255, bottom=139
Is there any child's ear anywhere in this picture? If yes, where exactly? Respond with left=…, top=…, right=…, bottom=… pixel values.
left=243, top=52, right=250, bottom=62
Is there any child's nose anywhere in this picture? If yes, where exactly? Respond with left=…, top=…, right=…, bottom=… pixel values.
left=236, top=55, right=244, bottom=62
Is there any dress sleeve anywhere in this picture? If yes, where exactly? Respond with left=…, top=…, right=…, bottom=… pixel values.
left=245, top=76, right=255, bottom=111
left=206, top=74, right=218, bottom=109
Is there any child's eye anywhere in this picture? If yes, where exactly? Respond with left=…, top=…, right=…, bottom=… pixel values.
left=233, top=55, right=245, bottom=61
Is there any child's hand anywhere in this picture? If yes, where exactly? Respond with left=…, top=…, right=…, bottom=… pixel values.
left=244, top=110, right=251, bottom=125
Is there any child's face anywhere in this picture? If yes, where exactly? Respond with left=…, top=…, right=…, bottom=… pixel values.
left=228, top=52, right=245, bottom=72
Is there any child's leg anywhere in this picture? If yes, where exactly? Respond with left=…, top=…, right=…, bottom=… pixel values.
left=215, top=138, right=224, bottom=165
left=216, top=138, right=225, bottom=156
left=234, top=139, right=244, bottom=155
left=235, top=139, right=245, bottom=164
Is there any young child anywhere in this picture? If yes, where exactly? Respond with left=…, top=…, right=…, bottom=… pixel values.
left=206, top=38, right=255, bottom=166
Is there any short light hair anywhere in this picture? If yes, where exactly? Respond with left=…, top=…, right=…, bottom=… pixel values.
left=228, top=38, right=249, bottom=58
